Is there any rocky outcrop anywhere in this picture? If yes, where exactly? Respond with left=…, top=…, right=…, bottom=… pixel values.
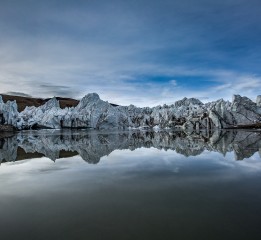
left=0, top=93, right=261, bottom=130
left=1, top=130, right=261, bottom=163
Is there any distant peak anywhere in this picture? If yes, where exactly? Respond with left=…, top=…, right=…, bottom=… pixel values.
left=43, top=97, right=60, bottom=109
left=174, top=97, right=203, bottom=107
left=76, top=93, right=101, bottom=109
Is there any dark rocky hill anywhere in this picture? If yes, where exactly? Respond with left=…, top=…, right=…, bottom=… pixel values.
left=1, top=94, right=79, bottom=112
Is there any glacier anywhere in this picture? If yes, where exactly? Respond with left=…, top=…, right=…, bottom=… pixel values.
left=1, top=93, right=261, bottom=131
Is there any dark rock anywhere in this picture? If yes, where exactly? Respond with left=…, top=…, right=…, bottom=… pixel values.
left=0, top=124, right=16, bottom=132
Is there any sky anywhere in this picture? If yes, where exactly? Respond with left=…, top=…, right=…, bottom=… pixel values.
left=0, top=0, right=260, bottom=107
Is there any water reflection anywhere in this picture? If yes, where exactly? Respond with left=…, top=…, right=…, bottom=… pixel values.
left=1, top=130, right=261, bottom=240
left=0, top=129, right=261, bottom=163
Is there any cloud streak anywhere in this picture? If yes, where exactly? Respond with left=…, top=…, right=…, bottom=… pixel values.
left=0, top=0, right=260, bottom=106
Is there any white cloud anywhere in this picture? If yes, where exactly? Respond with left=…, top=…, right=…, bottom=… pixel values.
left=169, top=79, right=177, bottom=86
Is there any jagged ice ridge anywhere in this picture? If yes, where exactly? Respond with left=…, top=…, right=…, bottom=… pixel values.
left=1, top=93, right=261, bottom=130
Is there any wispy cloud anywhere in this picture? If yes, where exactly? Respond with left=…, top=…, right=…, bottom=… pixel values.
left=0, top=0, right=260, bottom=106
left=5, top=92, right=32, bottom=97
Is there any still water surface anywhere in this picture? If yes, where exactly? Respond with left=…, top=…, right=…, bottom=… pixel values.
left=0, top=130, right=261, bottom=240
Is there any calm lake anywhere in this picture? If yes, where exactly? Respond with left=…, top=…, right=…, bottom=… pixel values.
left=0, top=129, right=261, bottom=240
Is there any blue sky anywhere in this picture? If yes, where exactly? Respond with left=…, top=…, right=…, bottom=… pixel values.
left=0, top=0, right=260, bottom=106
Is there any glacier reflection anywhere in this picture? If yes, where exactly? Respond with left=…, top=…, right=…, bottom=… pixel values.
left=0, top=129, right=261, bottom=164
